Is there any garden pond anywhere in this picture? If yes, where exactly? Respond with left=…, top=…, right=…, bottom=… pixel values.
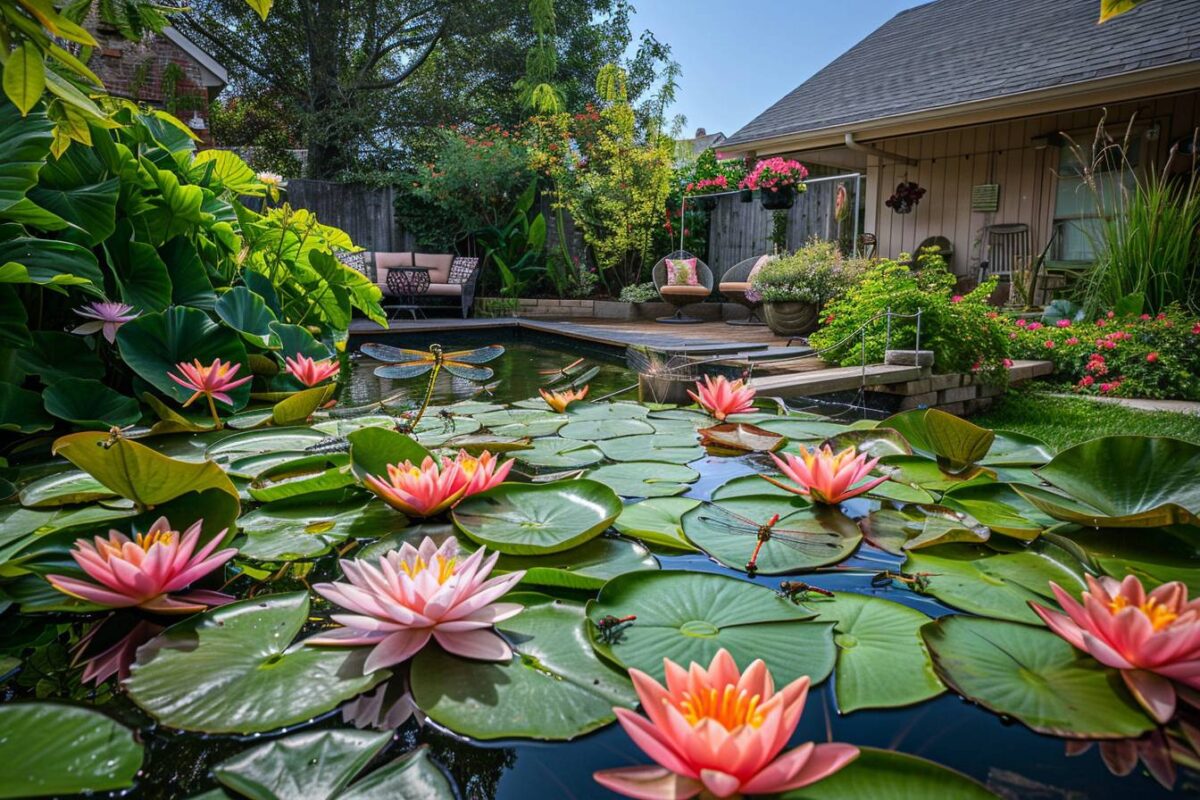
left=1, top=337, right=1199, bottom=799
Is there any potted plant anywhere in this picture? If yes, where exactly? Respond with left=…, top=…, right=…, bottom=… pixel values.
left=685, top=175, right=729, bottom=211
left=738, top=175, right=755, bottom=203
left=885, top=181, right=926, bottom=214
left=749, top=238, right=865, bottom=336
left=747, top=157, right=809, bottom=210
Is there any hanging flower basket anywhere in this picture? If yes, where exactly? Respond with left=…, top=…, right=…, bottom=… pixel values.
left=739, top=188, right=754, bottom=203
left=760, top=186, right=796, bottom=210
left=746, top=157, right=808, bottom=211
left=885, top=181, right=926, bottom=215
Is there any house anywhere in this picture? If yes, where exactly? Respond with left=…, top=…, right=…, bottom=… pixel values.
left=675, top=128, right=729, bottom=167
left=720, top=0, right=1200, bottom=285
left=89, top=22, right=228, bottom=145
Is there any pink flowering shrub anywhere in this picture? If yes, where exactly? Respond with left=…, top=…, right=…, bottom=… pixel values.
left=1005, top=306, right=1200, bottom=399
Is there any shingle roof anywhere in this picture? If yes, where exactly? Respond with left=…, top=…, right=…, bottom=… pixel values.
left=724, top=0, right=1200, bottom=148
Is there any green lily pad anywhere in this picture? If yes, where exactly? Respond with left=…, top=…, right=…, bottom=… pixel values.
left=410, top=593, right=637, bottom=740
left=273, top=385, right=336, bottom=427
left=940, top=483, right=1054, bottom=541
left=248, top=464, right=357, bottom=505
left=903, top=544, right=1087, bottom=625
left=237, top=499, right=410, bottom=561
left=42, top=378, right=141, bottom=429
left=1065, top=526, right=1200, bottom=594
left=206, top=427, right=328, bottom=458
left=883, top=409, right=995, bottom=474
left=596, top=434, right=704, bottom=464
left=452, top=480, right=622, bottom=555
left=0, top=703, right=144, bottom=798
left=410, top=414, right=482, bottom=447
left=475, top=408, right=566, bottom=439
left=0, top=382, right=54, bottom=433
left=347, top=427, right=430, bottom=481
left=805, top=592, right=944, bottom=713
left=756, top=418, right=849, bottom=441
left=981, top=430, right=1054, bottom=467
left=711, top=474, right=797, bottom=501
left=586, top=570, right=836, bottom=686
left=515, top=437, right=604, bottom=469
left=126, top=592, right=387, bottom=733
left=18, top=470, right=117, bottom=508
left=559, top=417, right=654, bottom=440
left=860, top=506, right=989, bottom=555
left=783, top=747, right=996, bottom=800
left=1019, top=436, right=1200, bottom=528
left=922, top=615, right=1157, bottom=739
left=493, top=536, right=659, bottom=590
left=683, top=496, right=860, bottom=575
left=612, top=496, right=701, bottom=551
left=567, top=402, right=650, bottom=420
left=879, top=455, right=992, bottom=493
left=822, top=427, right=913, bottom=458
left=585, top=461, right=699, bottom=498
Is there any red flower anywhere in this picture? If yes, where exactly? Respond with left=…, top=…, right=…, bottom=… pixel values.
left=1147, top=352, right=1159, bottom=363
left=1065, top=337, right=1080, bottom=346
left=1080, top=376, right=1095, bottom=387
left=1044, top=340, right=1055, bottom=349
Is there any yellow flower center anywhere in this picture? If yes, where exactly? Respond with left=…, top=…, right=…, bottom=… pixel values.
left=97, top=530, right=177, bottom=560
left=676, top=685, right=764, bottom=731
left=1110, top=595, right=1179, bottom=631
left=399, top=554, right=457, bottom=584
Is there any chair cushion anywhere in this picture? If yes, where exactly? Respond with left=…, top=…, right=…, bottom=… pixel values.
left=424, top=283, right=463, bottom=297
left=666, top=257, right=700, bottom=286
left=720, top=282, right=752, bottom=292
left=660, top=284, right=711, bottom=297
left=374, top=253, right=455, bottom=284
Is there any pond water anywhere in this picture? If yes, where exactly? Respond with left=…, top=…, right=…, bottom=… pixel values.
left=1, top=334, right=1191, bottom=799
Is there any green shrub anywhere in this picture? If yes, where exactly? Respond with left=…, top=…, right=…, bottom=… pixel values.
left=619, top=282, right=658, bottom=303
left=808, top=254, right=1008, bottom=381
left=749, top=238, right=866, bottom=304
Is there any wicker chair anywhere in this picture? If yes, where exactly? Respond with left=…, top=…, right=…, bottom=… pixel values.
left=718, top=255, right=773, bottom=326
left=651, top=251, right=713, bottom=324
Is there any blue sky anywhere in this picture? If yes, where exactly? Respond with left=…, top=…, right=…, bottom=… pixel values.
left=628, top=0, right=925, bottom=138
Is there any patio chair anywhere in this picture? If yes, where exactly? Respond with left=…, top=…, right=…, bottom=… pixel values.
left=857, top=233, right=877, bottom=260
left=718, top=254, right=774, bottom=326
left=978, top=224, right=1030, bottom=283
left=652, top=250, right=713, bottom=324
left=373, top=253, right=481, bottom=318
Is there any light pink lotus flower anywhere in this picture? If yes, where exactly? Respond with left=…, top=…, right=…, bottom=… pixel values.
left=72, top=301, right=138, bottom=344
left=364, top=450, right=512, bottom=518
left=765, top=444, right=889, bottom=504
left=1032, top=575, right=1200, bottom=723
left=593, top=649, right=858, bottom=799
left=284, top=353, right=340, bottom=387
left=688, top=375, right=756, bottom=421
left=47, top=517, right=236, bottom=614
left=308, top=536, right=525, bottom=673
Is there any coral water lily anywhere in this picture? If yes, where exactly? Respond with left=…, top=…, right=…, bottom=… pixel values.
left=1032, top=575, right=1200, bottom=723
left=364, top=450, right=512, bottom=518
left=168, top=358, right=252, bottom=427
left=284, top=353, right=340, bottom=387
left=593, top=648, right=858, bottom=799
left=308, top=536, right=525, bottom=673
left=540, top=385, right=589, bottom=412
left=46, top=518, right=236, bottom=614
left=72, top=301, right=138, bottom=344
left=688, top=375, right=756, bottom=421
left=765, top=445, right=888, bottom=504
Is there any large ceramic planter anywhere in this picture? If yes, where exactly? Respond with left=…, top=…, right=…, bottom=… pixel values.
left=760, top=186, right=795, bottom=210
left=763, top=301, right=819, bottom=336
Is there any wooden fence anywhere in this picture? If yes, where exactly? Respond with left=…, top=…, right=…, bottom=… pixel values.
left=284, top=180, right=409, bottom=252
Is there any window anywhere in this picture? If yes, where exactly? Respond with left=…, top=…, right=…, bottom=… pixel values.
left=1052, top=138, right=1139, bottom=261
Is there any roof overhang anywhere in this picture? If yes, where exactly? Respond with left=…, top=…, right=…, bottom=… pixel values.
left=723, top=61, right=1200, bottom=156
left=162, top=26, right=229, bottom=88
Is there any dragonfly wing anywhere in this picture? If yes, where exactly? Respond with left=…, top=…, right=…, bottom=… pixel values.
left=375, top=364, right=433, bottom=379
left=444, top=363, right=495, bottom=382
left=768, top=526, right=850, bottom=558
left=442, top=344, right=505, bottom=364
left=360, top=343, right=432, bottom=364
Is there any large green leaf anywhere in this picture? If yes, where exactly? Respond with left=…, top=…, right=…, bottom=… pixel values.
left=0, top=226, right=103, bottom=291
left=922, top=615, right=1156, bottom=739
left=0, top=382, right=53, bottom=433
left=237, top=499, right=410, bottom=561
left=42, top=378, right=141, bottom=429
left=0, top=96, right=52, bottom=214
left=105, top=220, right=173, bottom=312
left=15, top=331, right=104, bottom=381
left=27, top=177, right=119, bottom=246
left=585, top=461, right=699, bottom=498
left=939, top=482, right=1054, bottom=541
left=683, top=495, right=860, bottom=574
left=161, top=236, right=217, bottom=310
left=272, top=384, right=335, bottom=426
left=117, top=306, right=251, bottom=410
left=805, top=592, right=944, bottom=713
left=192, top=149, right=261, bottom=195
left=514, top=436, right=603, bottom=469
left=859, top=506, right=990, bottom=555
left=0, top=703, right=144, bottom=798
left=126, top=593, right=388, bottom=733
left=410, top=593, right=637, bottom=740
left=17, top=470, right=116, bottom=508
left=0, top=285, right=30, bottom=348
left=347, top=427, right=430, bottom=481
left=612, top=496, right=701, bottom=551
left=452, top=480, right=622, bottom=555
left=784, top=747, right=997, bottom=800
left=883, top=409, right=995, bottom=474
left=559, top=417, right=654, bottom=440
left=1065, top=526, right=1200, bottom=594
left=1018, top=436, right=1200, bottom=528
left=207, top=426, right=328, bottom=458
left=596, top=433, right=704, bottom=464
left=981, top=430, right=1054, bottom=467
left=216, top=286, right=278, bottom=347
left=586, top=571, right=836, bottom=686
left=493, top=535, right=658, bottom=589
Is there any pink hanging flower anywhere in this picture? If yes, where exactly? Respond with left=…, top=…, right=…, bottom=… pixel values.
left=765, top=444, right=888, bottom=504
left=284, top=353, right=340, bottom=387
left=593, top=648, right=858, bottom=799
left=46, top=517, right=235, bottom=614
left=1032, top=575, right=1200, bottom=723
left=72, top=301, right=139, bottom=344
left=688, top=375, right=756, bottom=421
left=307, top=536, right=525, bottom=673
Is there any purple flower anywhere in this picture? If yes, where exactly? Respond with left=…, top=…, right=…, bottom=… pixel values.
left=72, top=302, right=139, bottom=344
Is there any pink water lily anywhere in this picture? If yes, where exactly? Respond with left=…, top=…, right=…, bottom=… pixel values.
left=765, top=444, right=889, bottom=504
left=1032, top=575, right=1200, bottom=723
left=308, top=536, right=525, bottom=673
left=284, top=353, right=340, bottom=387
left=364, top=450, right=512, bottom=518
left=46, top=517, right=236, bottom=614
left=72, top=301, right=138, bottom=344
left=72, top=619, right=164, bottom=686
left=688, top=375, right=756, bottom=421
left=168, top=357, right=252, bottom=427
left=593, top=648, right=858, bottom=799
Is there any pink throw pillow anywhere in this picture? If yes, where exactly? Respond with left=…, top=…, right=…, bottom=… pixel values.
left=666, top=257, right=699, bottom=286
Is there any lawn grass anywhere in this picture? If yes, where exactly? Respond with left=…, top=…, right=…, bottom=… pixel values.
left=970, top=388, right=1200, bottom=450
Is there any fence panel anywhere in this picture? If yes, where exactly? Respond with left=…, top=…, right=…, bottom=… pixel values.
left=284, top=180, right=405, bottom=252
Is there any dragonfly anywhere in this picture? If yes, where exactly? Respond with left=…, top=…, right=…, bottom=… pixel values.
left=777, top=581, right=835, bottom=604
left=594, top=614, right=637, bottom=645
left=694, top=503, right=848, bottom=576
left=871, top=570, right=938, bottom=593
left=362, top=342, right=505, bottom=382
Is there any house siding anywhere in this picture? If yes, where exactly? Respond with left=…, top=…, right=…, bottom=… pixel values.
left=861, top=89, right=1200, bottom=277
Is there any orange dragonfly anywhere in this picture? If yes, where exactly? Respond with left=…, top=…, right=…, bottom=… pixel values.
left=362, top=343, right=505, bottom=382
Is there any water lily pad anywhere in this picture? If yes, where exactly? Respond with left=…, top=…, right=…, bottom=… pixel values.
left=126, top=592, right=387, bottom=733
left=248, top=464, right=357, bottom=505
left=0, top=703, right=144, bottom=798
left=782, top=747, right=996, bottom=800
left=683, top=496, right=859, bottom=575
left=922, top=615, right=1157, bottom=739
left=822, top=428, right=913, bottom=459
left=559, top=417, right=654, bottom=441
left=410, top=414, right=482, bottom=447
left=596, top=434, right=704, bottom=464
left=711, top=474, right=796, bottom=501
left=805, top=593, right=944, bottom=712
left=981, top=430, right=1054, bottom=467
left=940, top=483, right=1054, bottom=541
left=18, top=470, right=116, bottom=508
left=237, top=499, right=410, bottom=561
left=452, top=479, right=622, bottom=555
left=494, top=536, right=659, bottom=589
left=1018, top=436, right=1200, bottom=528
left=587, top=571, right=836, bottom=686
left=860, top=507, right=989, bottom=554
left=206, top=427, right=328, bottom=458
left=1065, top=526, right=1200, bottom=594
left=347, top=427, right=430, bottom=481
left=883, top=409, right=995, bottom=474
left=903, top=544, right=1088, bottom=625
left=879, top=455, right=991, bottom=493
left=273, top=385, right=336, bottom=426
left=567, top=402, right=650, bottom=420
left=515, top=437, right=604, bottom=469
left=612, top=497, right=701, bottom=551
left=756, top=418, right=848, bottom=441
left=475, top=408, right=566, bottom=438
left=410, top=593, right=637, bottom=740
left=42, top=378, right=141, bottom=429
left=585, top=461, right=699, bottom=498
